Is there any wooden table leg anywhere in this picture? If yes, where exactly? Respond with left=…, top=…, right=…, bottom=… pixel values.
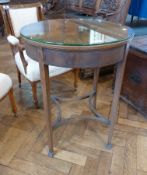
left=93, top=68, right=100, bottom=109
left=39, top=51, right=54, bottom=157
left=107, top=45, right=129, bottom=148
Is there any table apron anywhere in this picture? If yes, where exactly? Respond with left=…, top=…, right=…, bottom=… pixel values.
left=25, top=44, right=126, bottom=68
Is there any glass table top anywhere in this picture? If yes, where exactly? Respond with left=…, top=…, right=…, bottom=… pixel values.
left=20, top=18, right=134, bottom=47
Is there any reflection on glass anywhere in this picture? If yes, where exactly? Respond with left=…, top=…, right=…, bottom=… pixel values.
left=22, top=22, right=45, bottom=38
left=20, top=18, right=133, bottom=46
left=89, top=30, right=118, bottom=44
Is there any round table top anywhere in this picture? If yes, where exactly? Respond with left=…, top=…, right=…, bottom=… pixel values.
left=20, top=18, right=134, bottom=48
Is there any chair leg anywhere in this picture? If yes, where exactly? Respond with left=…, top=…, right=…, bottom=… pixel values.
left=31, top=82, right=38, bottom=108
left=8, top=88, right=17, bottom=116
left=17, top=68, right=21, bottom=88
left=73, top=69, right=79, bottom=90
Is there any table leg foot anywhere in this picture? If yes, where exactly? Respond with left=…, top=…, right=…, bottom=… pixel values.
left=48, top=151, right=54, bottom=158
left=105, top=143, right=112, bottom=150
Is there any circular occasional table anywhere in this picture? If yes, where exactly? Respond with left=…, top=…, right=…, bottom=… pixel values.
left=20, top=18, right=134, bottom=157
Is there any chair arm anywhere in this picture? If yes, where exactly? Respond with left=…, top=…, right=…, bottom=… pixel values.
left=7, top=35, right=27, bottom=73
left=18, top=43, right=25, bottom=51
left=7, top=35, right=19, bottom=46
left=7, top=35, right=25, bottom=50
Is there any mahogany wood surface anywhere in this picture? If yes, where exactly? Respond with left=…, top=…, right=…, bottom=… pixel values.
left=122, top=36, right=147, bottom=118
left=25, top=42, right=126, bottom=68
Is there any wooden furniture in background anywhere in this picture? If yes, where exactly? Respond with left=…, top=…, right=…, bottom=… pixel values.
left=78, top=0, right=131, bottom=79
left=0, top=0, right=10, bottom=36
left=21, top=18, right=133, bottom=157
left=10, top=0, right=39, bottom=4
left=97, top=0, right=131, bottom=24
left=122, top=36, right=147, bottom=118
left=0, top=73, right=17, bottom=115
left=2, top=3, right=77, bottom=108
left=65, top=0, right=131, bottom=25
left=67, top=0, right=102, bottom=16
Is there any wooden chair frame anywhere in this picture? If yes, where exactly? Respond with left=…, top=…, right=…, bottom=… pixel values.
left=4, top=3, right=44, bottom=35
left=67, top=0, right=102, bottom=16
left=65, top=0, right=130, bottom=24
left=97, top=0, right=131, bottom=24
left=0, top=87, right=17, bottom=116
left=2, top=2, right=78, bottom=108
left=2, top=3, right=44, bottom=70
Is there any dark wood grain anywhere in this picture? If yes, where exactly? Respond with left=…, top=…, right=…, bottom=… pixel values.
left=122, top=36, right=147, bottom=118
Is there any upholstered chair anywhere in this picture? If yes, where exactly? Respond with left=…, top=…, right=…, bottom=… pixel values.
left=0, top=73, right=17, bottom=115
left=2, top=3, right=77, bottom=108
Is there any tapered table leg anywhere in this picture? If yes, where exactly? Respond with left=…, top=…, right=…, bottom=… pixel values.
left=107, top=45, right=129, bottom=148
left=39, top=50, right=54, bottom=157
left=93, top=68, right=100, bottom=109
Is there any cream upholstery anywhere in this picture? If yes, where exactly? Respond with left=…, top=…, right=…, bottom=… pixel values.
left=6, top=4, right=73, bottom=106
left=7, top=6, right=72, bottom=83
left=15, top=50, right=72, bottom=82
left=7, top=35, right=19, bottom=45
left=9, top=7, right=38, bottom=37
left=0, top=73, right=12, bottom=99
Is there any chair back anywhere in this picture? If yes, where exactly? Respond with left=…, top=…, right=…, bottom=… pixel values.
left=113, top=0, right=131, bottom=24
left=2, top=3, right=44, bottom=37
left=67, top=0, right=102, bottom=16
left=100, top=0, right=131, bottom=24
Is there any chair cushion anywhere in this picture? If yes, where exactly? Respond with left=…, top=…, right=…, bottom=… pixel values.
left=15, top=50, right=72, bottom=82
left=0, top=73, right=12, bottom=99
